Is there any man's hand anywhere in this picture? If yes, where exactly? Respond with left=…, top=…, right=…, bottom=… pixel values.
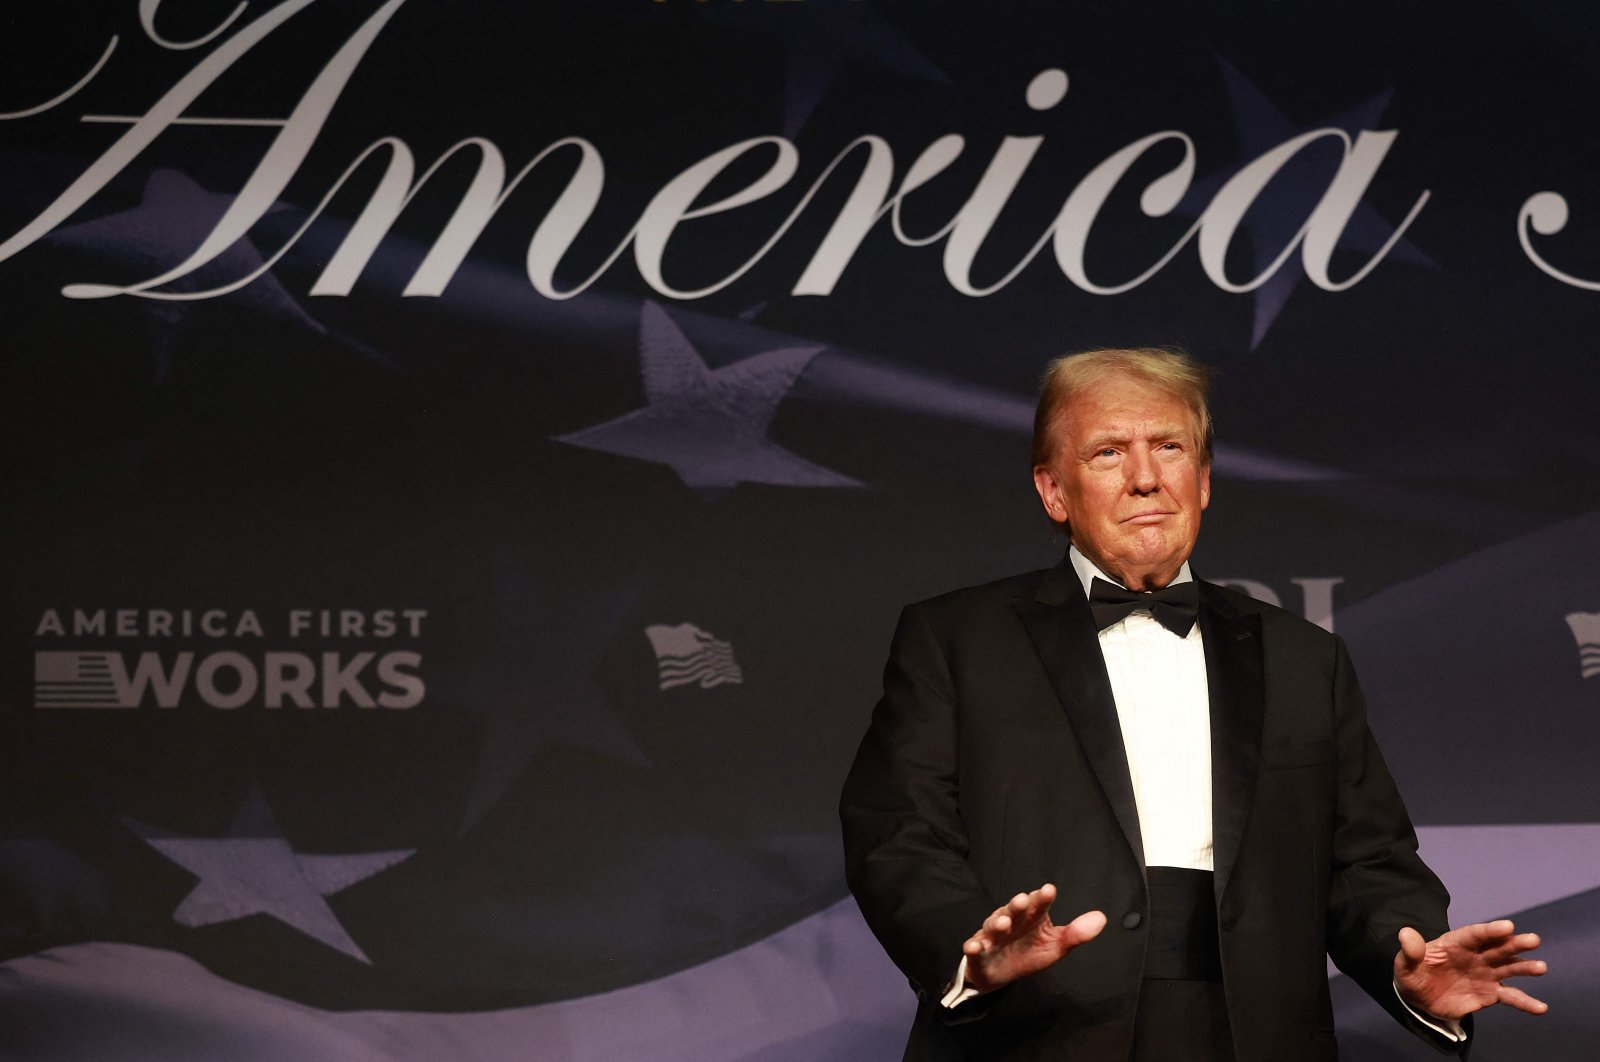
left=961, top=883, right=1107, bottom=994
left=1394, top=920, right=1549, bottom=1021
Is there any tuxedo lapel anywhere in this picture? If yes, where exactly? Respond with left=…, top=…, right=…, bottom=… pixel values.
left=1017, top=561, right=1145, bottom=872
left=1198, top=581, right=1265, bottom=904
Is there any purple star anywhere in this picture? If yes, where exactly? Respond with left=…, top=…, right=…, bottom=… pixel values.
left=46, top=169, right=394, bottom=379
left=1178, top=57, right=1436, bottom=348
left=556, top=301, right=859, bottom=493
left=695, top=3, right=948, bottom=139
left=125, top=787, right=412, bottom=963
left=428, top=550, right=648, bottom=834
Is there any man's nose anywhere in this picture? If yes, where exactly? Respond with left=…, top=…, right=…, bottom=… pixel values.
left=1126, top=447, right=1160, bottom=493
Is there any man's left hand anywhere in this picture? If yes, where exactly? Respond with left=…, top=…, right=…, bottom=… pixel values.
left=1394, top=920, right=1549, bottom=1020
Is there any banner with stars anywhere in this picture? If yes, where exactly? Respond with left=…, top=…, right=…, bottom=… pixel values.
left=1, top=1, right=1597, bottom=1059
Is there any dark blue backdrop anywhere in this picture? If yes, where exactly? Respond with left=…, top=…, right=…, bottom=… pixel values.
left=2, top=1, right=1597, bottom=1058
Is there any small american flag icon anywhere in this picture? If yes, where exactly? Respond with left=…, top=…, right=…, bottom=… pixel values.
left=643, top=624, right=744, bottom=691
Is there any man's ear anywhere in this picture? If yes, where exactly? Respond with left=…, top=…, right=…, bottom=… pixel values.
left=1032, top=465, right=1066, bottom=522
left=1199, top=462, right=1211, bottom=511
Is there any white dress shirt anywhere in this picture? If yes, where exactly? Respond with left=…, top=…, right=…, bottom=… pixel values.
left=1069, top=547, right=1213, bottom=871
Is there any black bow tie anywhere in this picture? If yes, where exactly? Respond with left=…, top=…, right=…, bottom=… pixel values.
left=1088, top=577, right=1199, bottom=637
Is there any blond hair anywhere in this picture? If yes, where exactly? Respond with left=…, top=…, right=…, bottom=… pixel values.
left=1031, top=346, right=1213, bottom=469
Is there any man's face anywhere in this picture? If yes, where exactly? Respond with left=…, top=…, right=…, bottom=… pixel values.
left=1032, top=374, right=1210, bottom=591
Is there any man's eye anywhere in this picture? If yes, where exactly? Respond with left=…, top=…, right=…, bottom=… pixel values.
left=1098, top=448, right=1117, bottom=458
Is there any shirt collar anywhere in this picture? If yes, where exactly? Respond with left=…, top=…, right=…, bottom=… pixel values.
left=1067, top=544, right=1193, bottom=600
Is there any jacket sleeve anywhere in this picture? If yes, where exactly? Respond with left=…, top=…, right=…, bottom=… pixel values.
left=1324, top=635, right=1470, bottom=1054
left=839, top=603, right=1000, bottom=1015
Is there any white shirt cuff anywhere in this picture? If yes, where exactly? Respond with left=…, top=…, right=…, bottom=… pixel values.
left=940, top=954, right=981, bottom=1008
left=1393, top=981, right=1466, bottom=1042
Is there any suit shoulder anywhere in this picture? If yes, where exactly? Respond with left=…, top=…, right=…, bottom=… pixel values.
left=902, top=569, right=1050, bottom=626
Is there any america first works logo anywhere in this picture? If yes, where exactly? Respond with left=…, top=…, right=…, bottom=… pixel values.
left=32, top=607, right=427, bottom=709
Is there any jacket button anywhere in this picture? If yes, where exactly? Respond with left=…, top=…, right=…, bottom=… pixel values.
left=1122, top=911, right=1142, bottom=930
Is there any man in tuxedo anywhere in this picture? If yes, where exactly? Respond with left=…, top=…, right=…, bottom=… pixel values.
left=840, top=348, right=1548, bottom=1061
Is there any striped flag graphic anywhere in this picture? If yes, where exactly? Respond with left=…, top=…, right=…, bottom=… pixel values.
left=33, top=652, right=130, bottom=708
left=1567, top=612, right=1600, bottom=680
left=643, top=624, right=744, bottom=690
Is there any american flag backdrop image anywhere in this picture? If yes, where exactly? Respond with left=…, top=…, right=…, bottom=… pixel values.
left=1, top=1, right=1598, bottom=1059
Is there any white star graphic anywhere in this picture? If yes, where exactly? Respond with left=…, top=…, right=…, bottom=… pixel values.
left=555, top=301, right=859, bottom=493
left=126, top=787, right=412, bottom=963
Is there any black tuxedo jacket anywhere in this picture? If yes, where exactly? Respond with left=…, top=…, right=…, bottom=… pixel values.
left=840, top=559, right=1464, bottom=1062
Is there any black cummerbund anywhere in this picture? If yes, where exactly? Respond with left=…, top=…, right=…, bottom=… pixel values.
left=1143, top=866, right=1223, bottom=982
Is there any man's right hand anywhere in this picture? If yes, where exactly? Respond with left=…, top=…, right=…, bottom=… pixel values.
left=961, top=883, right=1107, bottom=993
